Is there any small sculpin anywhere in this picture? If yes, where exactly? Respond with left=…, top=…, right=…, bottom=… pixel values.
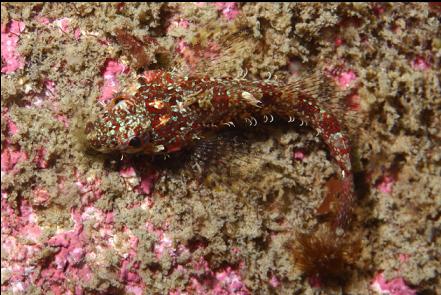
left=86, top=69, right=354, bottom=228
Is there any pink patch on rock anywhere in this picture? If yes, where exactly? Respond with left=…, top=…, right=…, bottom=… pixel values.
left=176, top=40, right=196, bottom=65
left=119, top=165, right=157, bottom=196
left=41, top=210, right=92, bottom=290
left=7, top=119, right=19, bottom=136
left=194, top=2, right=207, bottom=7
left=1, top=145, right=28, bottom=172
left=74, top=27, right=82, bottom=40
left=1, top=197, right=43, bottom=243
left=1, top=109, right=19, bottom=136
left=144, top=222, right=175, bottom=259
left=293, top=149, right=305, bottom=161
left=377, top=175, right=395, bottom=194
left=45, top=79, right=57, bottom=96
left=35, top=16, right=51, bottom=25
left=288, top=58, right=304, bottom=77
left=411, top=57, right=430, bottom=71
left=1, top=20, right=26, bottom=73
left=118, top=230, right=146, bottom=294
left=35, top=16, right=81, bottom=39
left=188, top=261, right=249, bottom=294
left=54, top=18, right=70, bottom=33
left=105, top=211, right=114, bottom=224
left=137, top=171, right=157, bottom=195
left=154, top=234, right=174, bottom=259
left=1, top=197, right=43, bottom=293
left=138, top=175, right=153, bottom=195
left=177, top=19, right=190, bottom=29
left=168, top=18, right=190, bottom=32
left=32, top=187, right=50, bottom=206
left=214, top=2, right=240, bottom=20
left=34, top=147, right=48, bottom=169
left=2, top=195, right=101, bottom=293
left=55, top=114, right=69, bottom=128
left=371, top=272, right=416, bottom=295
left=74, top=171, right=103, bottom=203
left=120, top=259, right=141, bottom=283
left=100, top=59, right=129, bottom=102
left=398, top=253, right=410, bottom=263
left=336, top=70, right=357, bottom=90
left=269, top=275, right=280, bottom=288
left=214, top=267, right=248, bottom=294
left=120, top=166, right=137, bottom=178
left=126, top=285, right=144, bottom=295
left=30, top=79, right=58, bottom=108
left=335, top=38, right=344, bottom=47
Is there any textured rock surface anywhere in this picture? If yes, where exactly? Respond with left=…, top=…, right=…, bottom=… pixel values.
left=1, top=3, right=439, bottom=294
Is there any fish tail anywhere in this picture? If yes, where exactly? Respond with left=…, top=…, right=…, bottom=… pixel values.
left=280, top=70, right=355, bottom=230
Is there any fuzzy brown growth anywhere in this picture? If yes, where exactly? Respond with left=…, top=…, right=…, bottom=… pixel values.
left=289, top=227, right=360, bottom=287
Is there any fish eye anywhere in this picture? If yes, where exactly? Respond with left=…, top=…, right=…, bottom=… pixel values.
left=128, top=136, right=142, bottom=148
left=114, top=99, right=127, bottom=109
left=110, top=97, right=127, bottom=110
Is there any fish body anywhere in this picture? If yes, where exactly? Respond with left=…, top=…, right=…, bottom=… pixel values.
left=86, top=69, right=354, bottom=228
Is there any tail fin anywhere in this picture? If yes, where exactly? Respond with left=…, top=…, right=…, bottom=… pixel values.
left=282, top=69, right=355, bottom=230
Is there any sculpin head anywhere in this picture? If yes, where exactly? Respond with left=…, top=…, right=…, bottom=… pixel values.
left=85, top=96, right=153, bottom=154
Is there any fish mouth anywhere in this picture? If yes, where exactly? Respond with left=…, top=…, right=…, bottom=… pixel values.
left=86, top=141, right=115, bottom=154
left=84, top=122, right=109, bottom=152
left=85, top=138, right=102, bottom=152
